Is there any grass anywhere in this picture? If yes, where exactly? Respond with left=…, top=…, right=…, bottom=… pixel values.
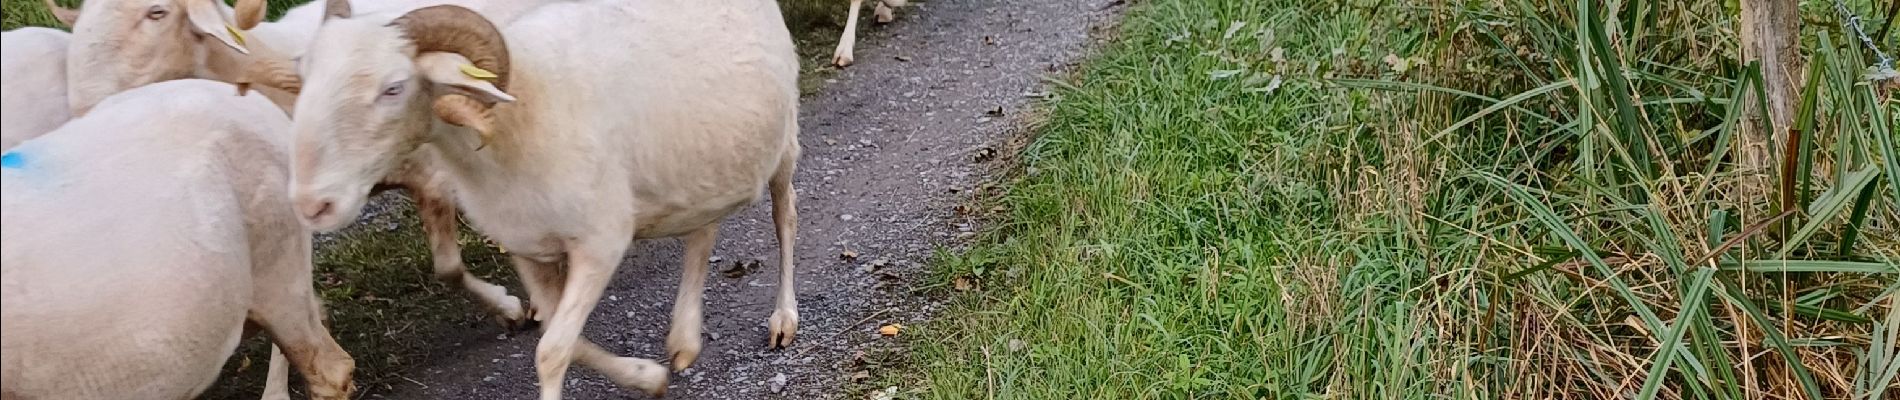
left=907, top=0, right=1900, bottom=399
left=4, top=0, right=874, bottom=396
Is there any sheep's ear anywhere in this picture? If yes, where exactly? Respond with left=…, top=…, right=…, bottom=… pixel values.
left=416, top=52, right=514, bottom=104
left=186, top=0, right=249, bottom=54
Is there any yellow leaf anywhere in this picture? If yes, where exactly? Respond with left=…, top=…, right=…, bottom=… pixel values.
left=878, top=324, right=902, bottom=337
left=460, top=64, right=498, bottom=80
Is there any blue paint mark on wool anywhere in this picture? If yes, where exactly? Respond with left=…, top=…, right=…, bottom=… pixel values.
left=0, top=151, right=22, bottom=169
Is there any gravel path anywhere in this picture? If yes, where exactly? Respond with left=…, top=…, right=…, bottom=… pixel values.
left=360, top=0, right=1120, bottom=398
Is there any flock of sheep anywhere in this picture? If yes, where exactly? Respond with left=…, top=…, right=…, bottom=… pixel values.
left=0, top=0, right=911, bottom=398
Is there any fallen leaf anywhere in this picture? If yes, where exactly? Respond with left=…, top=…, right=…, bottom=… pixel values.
left=1243, top=74, right=1283, bottom=94
left=985, top=106, right=1004, bottom=116
left=878, top=324, right=902, bottom=336
left=1624, top=315, right=1650, bottom=337
left=953, top=277, right=973, bottom=291
left=1221, top=21, right=1247, bottom=41
left=1382, top=53, right=1410, bottom=72
left=721, top=259, right=761, bottom=278
left=851, top=371, right=872, bottom=381
left=841, top=250, right=860, bottom=260
left=894, top=55, right=912, bottom=62
left=973, top=146, right=997, bottom=162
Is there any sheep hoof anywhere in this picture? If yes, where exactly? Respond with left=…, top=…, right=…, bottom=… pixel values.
left=525, top=300, right=550, bottom=322
left=595, top=356, right=668, bottom=397
left=874, top=2, right=894, bottom=23
left=493, top=296, right=536, bottom=331
left=498, top=313, right=540, bottom=332
left=767, top=307, right=798, bottom=349
left=831, top=53, right=855, bottom=68
left=668, top=348, right=698, bottom=372
left=666, top=332, right=701, bottom=371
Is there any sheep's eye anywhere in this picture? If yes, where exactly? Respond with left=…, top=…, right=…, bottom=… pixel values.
left=379, top=83, right=404, bottom=98
left=145, top=6, right=167, bottom=20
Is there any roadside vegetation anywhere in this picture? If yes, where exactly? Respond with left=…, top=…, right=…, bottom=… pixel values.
left=914, top=0, right=1898, bottom=398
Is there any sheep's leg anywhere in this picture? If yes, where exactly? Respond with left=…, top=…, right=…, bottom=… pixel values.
left=253, top=298, right=354, bottom=400
left=832, top=0, right=866, bottom=67
left=767, top=156, right=801, bottom=349
left=242, top=321, right=290, bottom=400
left=260, top=345, right=290, bottom=400
left=511, top=254, right=666, bottom=397
left=511, top=255, right=565, bottom=323
left=666, top=224, right=719, bottom=371
left=413, top=185, right=528, bottom=328
left=573, top=338, right=668, bottom=397
left=874, top=0, right=896, bottom=23
left=251, top=245, right=355, bottom=399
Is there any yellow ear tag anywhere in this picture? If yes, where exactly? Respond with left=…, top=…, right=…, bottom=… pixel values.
left=225, top=25, right=246, bottom=47
left=459, top=64, right=498, bottom=80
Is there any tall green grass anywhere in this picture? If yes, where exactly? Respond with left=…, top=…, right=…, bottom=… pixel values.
left=912, top=0, right=1898, bottom=398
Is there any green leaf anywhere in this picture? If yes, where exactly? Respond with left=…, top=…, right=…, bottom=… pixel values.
left=1777, top=167, right=1882, bottom=257
left=1717, top=260, right=1898, bottom=274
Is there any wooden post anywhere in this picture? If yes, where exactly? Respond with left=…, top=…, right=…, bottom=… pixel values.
left=1739, top=0, right=1802, bottom=208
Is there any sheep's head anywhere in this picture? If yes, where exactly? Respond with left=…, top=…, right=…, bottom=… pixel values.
left=289, top=3, right=513, bottom=231
left=56, top=0, right=272, bottom=114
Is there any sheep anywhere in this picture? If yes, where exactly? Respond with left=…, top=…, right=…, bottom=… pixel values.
left=287, top=0, right=804, bottom=396
left=48, top=0, right=267, bottom=115
left=0, top=79, right=355, bottom=400
left=46, top=0, right=559, bottom=112
left=43, top=0, right=553, bottom=396
left=45, top=0, right=535, bottom=330
left=831, top=0, right=908, bottom=67
left=1, top=27, right=73, bottom=150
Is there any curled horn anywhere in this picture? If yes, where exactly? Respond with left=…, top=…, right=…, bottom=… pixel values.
left=322, top=0, right=349, bottom=20
left=390, top=6, right=509, bottom=92
left=232, top=0, right=267, bottom=29
left=234, top=56, right=303, bottom=96
left=42, top=0, right=78, bottom=27
left=434, top=96, right=496, bottom=149
left=391, top=5, right=509, bottom=149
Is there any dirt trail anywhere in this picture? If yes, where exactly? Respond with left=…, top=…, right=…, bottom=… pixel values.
left=366, top=0, right=1119, bottom=398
